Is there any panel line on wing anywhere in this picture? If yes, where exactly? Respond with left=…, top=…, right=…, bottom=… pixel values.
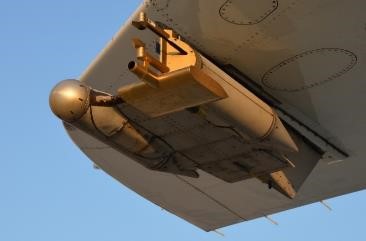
left=175, top=175, right=248, bottom=222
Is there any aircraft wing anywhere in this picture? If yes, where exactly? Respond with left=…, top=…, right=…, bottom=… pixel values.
left=61, top=0, right=366, bottom=231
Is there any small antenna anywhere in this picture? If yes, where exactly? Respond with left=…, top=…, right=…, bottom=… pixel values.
left=320, top=200, right=332, bottom=211
left=265, top=215, right=279, bottom=225
left=213, top=229, right=225, bottom=237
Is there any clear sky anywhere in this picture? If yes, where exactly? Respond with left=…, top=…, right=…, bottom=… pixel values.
left=1, top=1, right=365, bottom=241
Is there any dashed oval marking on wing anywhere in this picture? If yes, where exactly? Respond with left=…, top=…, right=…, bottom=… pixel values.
left=261, top=48, right=357, bottom=92
left=219, top=0, right=279, bottom=25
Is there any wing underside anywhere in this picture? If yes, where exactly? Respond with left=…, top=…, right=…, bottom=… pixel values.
left=65, top=0, right=366, bottom=230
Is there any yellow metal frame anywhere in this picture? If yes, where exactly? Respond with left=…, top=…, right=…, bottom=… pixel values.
left=118, top=12, right=227, bottom=117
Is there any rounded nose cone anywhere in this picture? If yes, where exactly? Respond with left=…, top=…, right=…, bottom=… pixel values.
left=49, top=79, right=90, bottom=123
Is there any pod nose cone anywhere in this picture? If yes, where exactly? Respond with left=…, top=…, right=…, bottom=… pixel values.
left=49, top=79, right=90, bottom=123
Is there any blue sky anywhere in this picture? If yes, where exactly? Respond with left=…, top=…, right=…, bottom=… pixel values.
left=1, top=1, right=365, bottom=240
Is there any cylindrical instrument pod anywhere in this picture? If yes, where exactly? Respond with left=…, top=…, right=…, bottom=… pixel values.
left=199, top=56, right=298, bottom=153
left=49, top=79, right=155, bottom=158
